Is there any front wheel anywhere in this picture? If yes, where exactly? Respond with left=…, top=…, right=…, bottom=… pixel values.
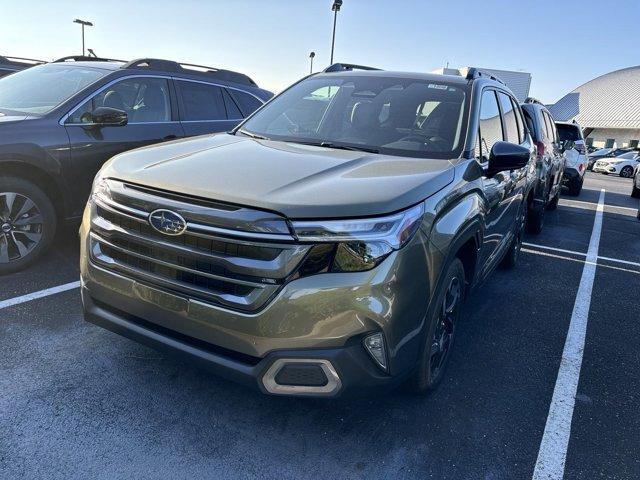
left=0, top=177, right=57, bottom=275
left=620, top=166, right=634, bottom=178
left=408, top=258, right=464, bottom=394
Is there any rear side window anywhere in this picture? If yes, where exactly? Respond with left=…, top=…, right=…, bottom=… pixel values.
left=497, top=92, right=519, bottom=144
left=229, top=89, right=263, bottom=116
left=222, top=89, right=242, bottom=119
left=177, top=81, right=226, bottom=121
left=477, top=90, right=503, bottom=161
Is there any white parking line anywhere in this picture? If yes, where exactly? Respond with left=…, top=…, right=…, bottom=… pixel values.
left=524, top=242, right=640, bottom=268
left=532, top=189, right=605, bottom=480
left=0, top=280, right=81, bottom=311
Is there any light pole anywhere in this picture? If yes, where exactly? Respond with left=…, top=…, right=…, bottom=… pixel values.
left=73, top=19, right=93, bottom=56
left=309, top=51, right=315, bottom=74
left=329, top=0, right=342, bottom=64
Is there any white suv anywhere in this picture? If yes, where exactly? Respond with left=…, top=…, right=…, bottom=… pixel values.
left=593, top=151, right=640, bottom=178
left=556, top=122, right=587, bottom=195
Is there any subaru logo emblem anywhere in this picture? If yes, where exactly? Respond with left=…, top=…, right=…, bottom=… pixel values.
left=148, top=209, right=187, bottom=236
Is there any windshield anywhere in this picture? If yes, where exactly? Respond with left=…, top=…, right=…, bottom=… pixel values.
left=0, top=64, right=110, bottom=115
left=616, top=151, right=638, bottom=159
left=239, top=75, right=469, bottom=159
left=592, top=148, right=611, bottom=156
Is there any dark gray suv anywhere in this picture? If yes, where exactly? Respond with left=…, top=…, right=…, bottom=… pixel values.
left=521, top=98, right=565, bottom=233
left=0, top=56, right=272, bottom=274
left=80, top=65, right=535, bottom=397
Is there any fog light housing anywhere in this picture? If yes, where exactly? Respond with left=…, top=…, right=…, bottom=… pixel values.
left=363, top=333, right=388, bottom=372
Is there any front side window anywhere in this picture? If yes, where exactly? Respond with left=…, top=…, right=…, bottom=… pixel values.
left=68, top=77, right=171, bottom=124
left=239, top=76, right=469, bottom=159
left=0, top=64, right=109, bottom=115
left=478, top=90, right=503, bottom=161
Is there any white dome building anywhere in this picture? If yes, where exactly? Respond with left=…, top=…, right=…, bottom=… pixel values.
left=549, top=66, right=640, bottom=149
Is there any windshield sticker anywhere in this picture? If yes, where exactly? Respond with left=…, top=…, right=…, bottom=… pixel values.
left=428, top=84, right=448, bottom=90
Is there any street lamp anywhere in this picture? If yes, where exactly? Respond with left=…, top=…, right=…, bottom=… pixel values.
left=73, top=19, right=93, bottom=57
left=329, top=0, right=343, bottom=64
left=309, top=51, right=316, bottom=74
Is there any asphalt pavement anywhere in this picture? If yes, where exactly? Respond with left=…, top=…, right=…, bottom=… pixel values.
left=1, top=171, right=638, bottom=479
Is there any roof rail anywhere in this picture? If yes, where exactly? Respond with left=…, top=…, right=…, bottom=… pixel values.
left=53, top=55, right=125, bottom=63
left=465, top=67, right=506, bottom=85
left=323, top=63, right=381, bottom=73
left=524, top=97, right=544, bottom=105
left=0, top=55, right=46, bottom=66
left=121, top=58, right=257, bottom=87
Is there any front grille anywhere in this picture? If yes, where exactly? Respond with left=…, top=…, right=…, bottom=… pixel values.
left=90, top=180, right=310, bottom=312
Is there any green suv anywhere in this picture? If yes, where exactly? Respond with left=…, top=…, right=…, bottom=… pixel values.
left=80, top=64, right=535, bottom=397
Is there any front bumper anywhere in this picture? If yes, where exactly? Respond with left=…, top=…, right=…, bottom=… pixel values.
left=80, top=221, right=432, bottom=397
left=593, top=164, right=617, bottom=174
left=82, top=289, right=408, bottom=397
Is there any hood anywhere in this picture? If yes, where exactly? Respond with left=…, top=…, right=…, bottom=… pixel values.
left=101, top=133, right=455, bottom=218
left=0, top=112, right=29, bottom=123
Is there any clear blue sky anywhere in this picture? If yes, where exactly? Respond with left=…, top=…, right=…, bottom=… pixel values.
left=2, top=0, right=638, bottom=103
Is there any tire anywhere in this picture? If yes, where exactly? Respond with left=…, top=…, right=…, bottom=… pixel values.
left=526, top=198, right=545, bottom=234
left=500, top=202, right=526, bottom=269
left=567, top=177, right=584, bottom=196
left=0, top=176, right=57, bottom=275
left=408, top=258, right=464, bottom=395
left=620, top=166, right=634, bottom=178
left=547, top=189, right=560, bottom=211
left=632, top=183, right=640, bottom=199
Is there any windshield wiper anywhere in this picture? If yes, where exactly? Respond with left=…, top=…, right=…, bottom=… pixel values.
left=294, top=140, right=379, bottom=154
left=236, top=129, right=269, bottom=140
left=320, top=142, right=379, bottom=154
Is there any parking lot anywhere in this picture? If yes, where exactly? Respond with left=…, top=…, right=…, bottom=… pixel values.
left=0, top=172, right=638, bottom=479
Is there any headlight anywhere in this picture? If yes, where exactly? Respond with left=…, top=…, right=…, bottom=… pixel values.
left=292, top=203, right=424, bottom=273
left=92, top=176, right=111, bottom=202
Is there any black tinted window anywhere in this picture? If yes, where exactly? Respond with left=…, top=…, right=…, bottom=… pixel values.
left=511, top=98, right=525, bottom=143
left=557, top=124, right=582, bottom=142
left=542, top=111, right=556, bottom=142
left=478, top=90, right=503, bottom=160
left=498, top=92, right=519, bottom=144
left=178, top=81, right=226, bottom=121
left=222, top=89, right=242, bottom=119
left=229, top=90, right=263, bottom=116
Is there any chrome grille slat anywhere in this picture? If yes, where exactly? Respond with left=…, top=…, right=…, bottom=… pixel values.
left=91, top=215, right=307, bottom=279
left=91, top=232, right=269, bottom=289
left=90, top=180, right=310, bottom=312
left=90, top=238, right=269, bottom=309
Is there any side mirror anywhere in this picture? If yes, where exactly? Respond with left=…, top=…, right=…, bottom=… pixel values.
left=487, top=141, right=530, bottom=176
left=86, top=107, right=128, bottom=127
